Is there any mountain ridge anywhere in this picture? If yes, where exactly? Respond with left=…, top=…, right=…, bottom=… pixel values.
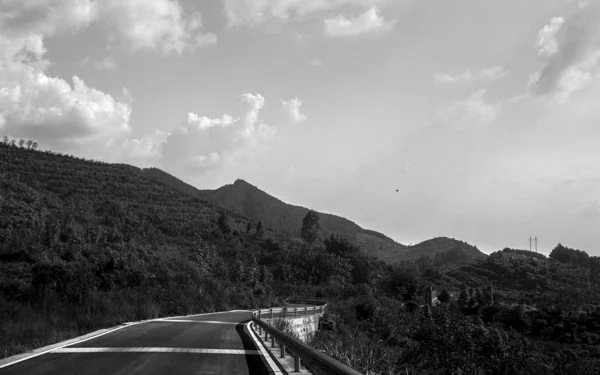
left=144, top=169, right=487, bottom=266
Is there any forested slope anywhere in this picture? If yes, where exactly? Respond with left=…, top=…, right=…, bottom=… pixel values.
left=0, top=142, right=380, bottom=358
left=2, top=141, right=600, bottom=374
left=145, top=169, right=486, bottom=266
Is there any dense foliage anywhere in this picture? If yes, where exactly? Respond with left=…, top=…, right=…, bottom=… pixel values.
left=1, top=140, right=600, bottom=374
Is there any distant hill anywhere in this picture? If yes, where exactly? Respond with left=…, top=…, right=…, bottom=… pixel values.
left=441, top=247, right=600, bottom=304
left=144, top=171, right=487, bottom=265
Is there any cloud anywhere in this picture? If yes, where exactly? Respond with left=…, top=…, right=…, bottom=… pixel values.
left=0, top=0, right=295, bottom=175
left=431, top=90, right=500, bottom=130
left=434, top=66, right=510, bottom=84
left=0, top=0, right=97, bottom=37
left=0, top=69, right=132, bottom=146
left=159, top=93, right=276, bottom=174
left=536, top=17, right=564, bottom=57
left=99, top=0, right=217, bottom=55
left=92, top=56, right=117, bottom=70
left=281, top=98, right=307, bottom=123
left=0, top=1, right=131, bottom=149
left=116, top=129, right=169, bottom=167
left=529, top=4, right=600, bottom=101
left=0, top=0, right=215, bottom=57
left=222, top=0, right=386, bottom=27
left=324, top=6, right=394, bottom=37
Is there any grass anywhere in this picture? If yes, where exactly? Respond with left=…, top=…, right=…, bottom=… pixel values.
left=308, top=328, right=403, bottom=375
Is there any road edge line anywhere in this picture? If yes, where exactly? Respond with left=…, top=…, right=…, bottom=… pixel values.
left=0, top=323, right=138, bottom=370
left=246, top=322, right=286, bottom=375
left=0, top=309, right=246, bottom=369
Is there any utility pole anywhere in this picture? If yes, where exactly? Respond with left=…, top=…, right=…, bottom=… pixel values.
left=529, top=236, right=538, bottom=252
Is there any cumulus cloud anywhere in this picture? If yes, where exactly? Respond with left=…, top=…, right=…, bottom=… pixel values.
left=431, top=90, right=500, bottom=130
left=222, top=0, right=386, bottom=27
left=0, top=67, right=132, bottom=146
left=99, top=0, right=216, bottom=55
left=529, top=4, right=600, bottom=101
left=0, top=0, right=293, bottom=174
left=0, top=1, right=131, bottom=150
left=0, top=0, right=216, bottom=57
left=159, top=93, right=276, bottom=174
left=536, top=17, right=564, bottom=57
left=0, top=0, right=219, bottom=162
left=324, top=6, right=394, bottom=37
left=434, top=66, right=510, bottom=84
left=281, top=98, right=307, bottom=123
left=115, top=130, right=169, bottom=167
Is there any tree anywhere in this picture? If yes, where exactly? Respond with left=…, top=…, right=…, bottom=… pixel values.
left=324, top=234, right=359, bottom=256
left=26, top=140, right=33, bottom=149
left=217, top=213, right=231, bottom=234
left=18, top=139, right=25, bottom=148
left=32, top=142, right=38, bottom=150
left=256, top=221, right=263, bottom=233
left=458, top=285, right=469, bottom=307
left=246, top=221, right=252, bottom=234
left=2, top=136, right=8, bottom=145
left=438, top=289, right=451, bottom=304
left=9, top=139, right=16, bottom=146
left=300, top=210, right=321, bottom=244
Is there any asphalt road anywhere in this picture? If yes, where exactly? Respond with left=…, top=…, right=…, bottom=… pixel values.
left=0, top=311, right=284, bottom=375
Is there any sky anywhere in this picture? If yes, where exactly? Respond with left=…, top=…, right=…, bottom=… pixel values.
left=1, top=0, right=599, bottom=256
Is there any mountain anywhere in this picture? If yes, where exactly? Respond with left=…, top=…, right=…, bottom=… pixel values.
left=0, top=141, right=384, bottom=357
left=144, top=172, right=487, bottom=265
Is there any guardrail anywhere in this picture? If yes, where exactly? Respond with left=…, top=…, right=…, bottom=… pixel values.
left=251, top=302, right=364, bottom=375
left=255, top=305, right=326, bottom=319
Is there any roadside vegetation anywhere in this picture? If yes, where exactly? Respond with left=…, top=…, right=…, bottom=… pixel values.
left=1, top=138, right=599, bottom=374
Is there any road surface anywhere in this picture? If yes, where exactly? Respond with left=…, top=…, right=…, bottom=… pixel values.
left=0, top=311, right=285, bottom=375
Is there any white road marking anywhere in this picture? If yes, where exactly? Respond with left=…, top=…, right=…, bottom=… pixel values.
left=246, top=322, right=286, bottom=375
left=51, top=347, right=261, bottom=355
left=154, top=319, right=238, bottom=325
left=0, top=309, right=248, bottom=369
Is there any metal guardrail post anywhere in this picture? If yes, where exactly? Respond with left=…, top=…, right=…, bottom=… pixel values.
left=252, top=300, right=362, bottom=375
left=270, top=308, right=273, bottom=319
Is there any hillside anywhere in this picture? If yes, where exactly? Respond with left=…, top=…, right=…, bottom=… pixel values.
left=430, top=247, right=600, bottom=306
left=1, top=141, right=599, bottom=373
left=145, top=172, right=486, bottom=266
left=0, top=142, right=355, bottom=357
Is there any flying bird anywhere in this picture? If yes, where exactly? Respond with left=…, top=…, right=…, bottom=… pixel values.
left=395, top=189, right=399, bottom=192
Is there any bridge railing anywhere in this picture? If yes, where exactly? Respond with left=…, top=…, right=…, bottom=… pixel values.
left=254, top=304, right=326, bottom=319
left=251, top=301, right=363, bottom=375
